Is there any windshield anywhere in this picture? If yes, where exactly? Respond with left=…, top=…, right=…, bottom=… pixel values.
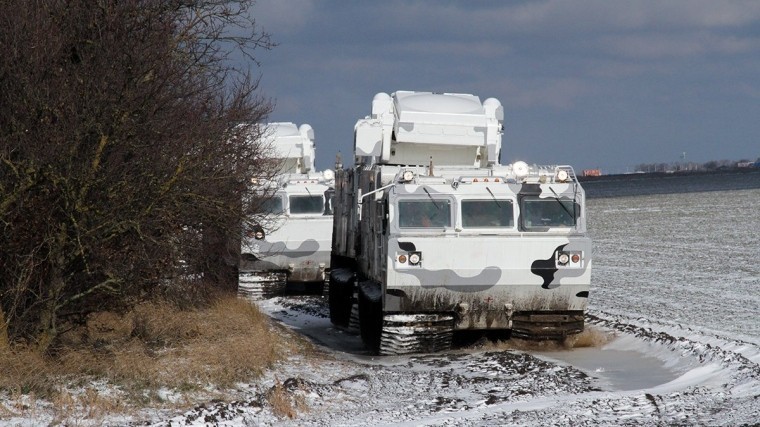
left=521, top=197, right=578, bottom=229
left=289, top=195, right=324, bottom=214
left=260, top=196, right=283, bottom=214
left=462, top=200, right=514, bottom=228
left=398, top=199, right=451, bottom=228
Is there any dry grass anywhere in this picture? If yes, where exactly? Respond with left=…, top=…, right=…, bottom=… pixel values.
left=268, top=380, right=296, bottom=419
left=0, top=292, right=289, bottom=422
left=0, top=344, right=55, bottom=396
left=50, top=388, right=128, bottom=425
left=267, top=378, right=309, bottom=419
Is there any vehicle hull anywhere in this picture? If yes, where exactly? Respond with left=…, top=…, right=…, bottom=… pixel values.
left=384, top=234, right=591, bottom=331
left=241, top=216, right=332, bottom=283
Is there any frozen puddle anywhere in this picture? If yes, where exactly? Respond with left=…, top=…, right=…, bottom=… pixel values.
left=535, top=346, right=679, bottom=391
left=533, top=325, right=706, bottom=393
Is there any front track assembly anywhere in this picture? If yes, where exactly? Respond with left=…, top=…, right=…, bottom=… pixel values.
left=357, top=280, right=455, bottom=355
left=334, top=273, right=584, bottom=355
left=238, top=272, right=287, bottom=300
left=379, top=314, right=455, bottom=355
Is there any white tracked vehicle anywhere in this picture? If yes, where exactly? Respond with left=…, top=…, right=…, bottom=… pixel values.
left=240, top=122, right=335, bottom=299
left=329, top=91, right=592, bottom=354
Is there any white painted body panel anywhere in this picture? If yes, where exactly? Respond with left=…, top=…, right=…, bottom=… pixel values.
left=331, top=91, right=592, bottom=333
left=243, top=212, right=332, bottom=282
left=241, top=121, right=334, bottom=284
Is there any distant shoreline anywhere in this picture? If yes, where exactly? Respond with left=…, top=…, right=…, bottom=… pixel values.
left=577, top=167, right=760, bottom=183
left=578, top=167, right=760, bottom=198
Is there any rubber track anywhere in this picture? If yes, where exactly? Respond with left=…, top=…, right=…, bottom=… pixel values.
left=379, top=314, right=455, bottom=355
left=238, top=272, right=287, bottom=300
left=347, top=298, right=361, bottom=334
left=321, top=275, right=330, bottom=299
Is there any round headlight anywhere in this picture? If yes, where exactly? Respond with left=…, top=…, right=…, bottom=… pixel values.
left=402, top=170, right=415, bottom=182
left=398, top=254, right=407, bottom=264
left=556, top=170, right=569, bottom=182
left=558, top=253, right=570, bottom=265
left=512, top=161, right=529, bottom=180
left=571, top=254, right=581, bottom=263
left=254, top=231, right=265, bottom=240
left=408, top=253, right=421, bottom=265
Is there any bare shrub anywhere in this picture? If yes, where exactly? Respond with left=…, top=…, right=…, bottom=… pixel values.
left=0, top=0, right=278, bottom=352
left=86, top=312, right=134, bottom=345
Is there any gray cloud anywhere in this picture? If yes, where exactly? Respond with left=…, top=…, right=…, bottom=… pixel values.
left=251, top=0, right=760, bottom=174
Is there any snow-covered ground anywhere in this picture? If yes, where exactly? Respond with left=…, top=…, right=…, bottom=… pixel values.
left=150, top=187, right=760, bottom=426
left=3, top=187, right=758, bottom=426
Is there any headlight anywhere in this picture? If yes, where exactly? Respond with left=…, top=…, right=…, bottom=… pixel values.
left=401, top=170, right=415, bottom=182
left=246, top=224, right=266, bottom=240
left=512, top=161, right=529, bottom=180
left=408, top=252, right=421, bottom=265
left=557, top=252, right=570, bottom=265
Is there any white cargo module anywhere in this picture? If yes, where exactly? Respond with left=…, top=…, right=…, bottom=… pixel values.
left=240, top=122, right=335, bottom=298
left=330, top=91, right=592, bottom=354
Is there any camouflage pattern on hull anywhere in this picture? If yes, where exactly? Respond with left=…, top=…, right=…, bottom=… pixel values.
left=385, top=234, right=590, bottom=330
left=239, top=254, right=330, bottom=282
left=241, top=233, right=332, bottom=283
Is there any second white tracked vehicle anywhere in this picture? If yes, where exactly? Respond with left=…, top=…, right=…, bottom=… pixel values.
left=240, top=122, right=335, bottom=298
left=329, top=91, right=592, bottom=354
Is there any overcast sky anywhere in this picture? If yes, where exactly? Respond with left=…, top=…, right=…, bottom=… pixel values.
left=251, top=0, right=760, bottom=174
